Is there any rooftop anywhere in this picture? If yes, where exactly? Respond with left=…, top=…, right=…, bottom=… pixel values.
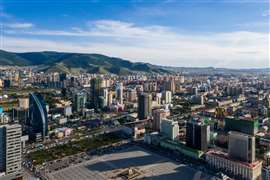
left=206, top=150, right=262, bottom=169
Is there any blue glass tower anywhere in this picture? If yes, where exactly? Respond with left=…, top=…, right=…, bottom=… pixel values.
left=28, top=93, right=48, bottom=141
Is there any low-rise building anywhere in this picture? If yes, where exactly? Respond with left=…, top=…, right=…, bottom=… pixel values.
left=206, top=150, right=262, bottom=180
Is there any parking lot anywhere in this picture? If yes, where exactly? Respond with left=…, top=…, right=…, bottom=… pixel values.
left=47, top=145, right=214, bottom=180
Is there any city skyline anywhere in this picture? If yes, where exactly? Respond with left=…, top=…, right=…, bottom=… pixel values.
left=0, top=1, right=270, bottom=180
left=0, top=0, right=269, bottom=68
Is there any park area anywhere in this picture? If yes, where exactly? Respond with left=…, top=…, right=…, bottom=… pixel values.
left=28, top=133, right=122, bottom=165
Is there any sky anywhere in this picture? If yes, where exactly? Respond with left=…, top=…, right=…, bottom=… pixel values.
left=0, top=0, right=269, bottom=68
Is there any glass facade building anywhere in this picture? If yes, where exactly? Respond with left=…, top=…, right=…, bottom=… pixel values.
left=29, top=93, right=48, bottom=141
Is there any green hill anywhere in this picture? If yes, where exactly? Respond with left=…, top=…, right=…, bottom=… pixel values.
left=0, top=50, right=169, bottom=75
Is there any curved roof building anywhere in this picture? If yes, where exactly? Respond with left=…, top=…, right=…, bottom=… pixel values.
left=29, top=93, right=48, bottom=141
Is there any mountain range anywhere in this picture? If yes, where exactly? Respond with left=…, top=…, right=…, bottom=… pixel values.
left=0, top=50, right=268, bottom=75
left=0, top=50, right=169, bottom=75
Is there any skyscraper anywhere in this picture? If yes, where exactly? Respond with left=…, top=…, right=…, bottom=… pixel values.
left=165, top=79, right=175, bottom=94
left=102, top=88, right=109, bottom=107
left=127, top=89, right=137, bottom=102
left=73, top=92, right=87, bottom=112
left=116, top=82, right=123, bottom=105
left=186, top=119, right=210, bottom=152
left=0, top=124, right=22, bottom=180
left=162, top=90, right=172, bottom=104
left=228, top=131, right=255, bottom=163
left=28, top=92, right=48, bottom=141
left=90, top=78, right=103, bottom=111
left=138, top=93, right=152, bottom=120
left=192, top=87, right=198, bottom=96
left=152, top=109, right=170, bottom=131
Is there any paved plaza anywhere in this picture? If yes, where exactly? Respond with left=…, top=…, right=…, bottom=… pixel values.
left=48, top=145, right=213, bottom=180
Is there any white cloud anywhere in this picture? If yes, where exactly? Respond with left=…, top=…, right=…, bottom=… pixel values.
left=262, top=10, right=270, bottom=17
left=2, top=20, right=269, bottom=68
left=235, top=21, right=269, bottom=29
left=5, top=23, right=34, bottom=29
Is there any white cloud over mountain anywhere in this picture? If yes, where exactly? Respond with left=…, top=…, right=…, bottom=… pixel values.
left=2, top=20, right=269, bottom=68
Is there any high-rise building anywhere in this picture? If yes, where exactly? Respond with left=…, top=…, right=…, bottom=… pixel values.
left=116, top=82, right=123, bottom=105
left=162, top=91, right=172, bottom=104
left=90, top=78, right=103, bottom=111
left=127, top=89, right=137, bottom=102
left=3, top=80, right=11, bottom=89
left=228, top=131, right=255, bottom=163
left=73, top=92, right=87, bottom=112
left=165, top=78, right=176, bottom=94
left=138, top=93, right=152, bottom=120
left=102, top=88, right=108, bottom=107
left=28, top=93, right=48, bottom=141
left=225, top=86, right=243, bottom=97
left=59, top=73, right=67, bottom=82
left=108, top=91, right=113, bottom=106
left=165, top=80, right=175, bottom=94
left=152, top=109, right=170, bottom=131
left=161, top=119, right=179, bottom=140
left=192, top=87, right=198, bottom=96
left=186, top=119, right=210, bottom=152
left=154, top=93, right=162, bottom=106
left=0, top=124, right=22, bottom=180
left=225, top=117, right=258, bottom=135
left=12, top=107, right=28, bottom=125
left=144, top=82, right=157, bottom=92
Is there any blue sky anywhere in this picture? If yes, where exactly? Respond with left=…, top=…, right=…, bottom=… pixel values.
left=0, top=0, right=269, bottom=68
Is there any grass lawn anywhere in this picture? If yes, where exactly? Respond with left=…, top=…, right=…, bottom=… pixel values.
left=29, top=133, right=121, bottom=165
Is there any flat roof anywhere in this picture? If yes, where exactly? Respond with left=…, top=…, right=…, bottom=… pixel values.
left=206, top=150, right=262, bottom=169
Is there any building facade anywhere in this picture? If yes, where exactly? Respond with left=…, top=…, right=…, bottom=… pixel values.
left=138, top=93, right=152, bottom=120
left=225, top=117, right=258, bottom=135
left=29, top=92, right=48, bottom=141
left=206, top=150, right=262, bottom=180
left=186, top=120, right=210, bottom=152
left=0, top=124, right=22, bottom=179
left=90, top=77, right=103, bottom=111
left=161, top=119, right=179, bottom=140
left=73, top=92, right=87, bottom=112
left=152, top=109, right=170, bottom=131
left=228, top=131, right=255, bottom=163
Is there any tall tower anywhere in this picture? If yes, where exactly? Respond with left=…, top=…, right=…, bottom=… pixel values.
left=116, top=82, right=123, bottom=105
left=0, top=124, right=22, bottom=179
left=73, top=92, right=87, bottom=112
left=186, top=119, right=210, bottom=152
left=102, top=88, right=109, bottom=108
left=162, top=91, right=172, bottom=104
left=29, top=92, right=48, bottom=141
left=165, top=79, right=175, bottom=94
left=90, top=77, right=103, bottom=111
left=153, top=109, right=170, bottom=131
left=138, top=93, right=152, bottom=120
